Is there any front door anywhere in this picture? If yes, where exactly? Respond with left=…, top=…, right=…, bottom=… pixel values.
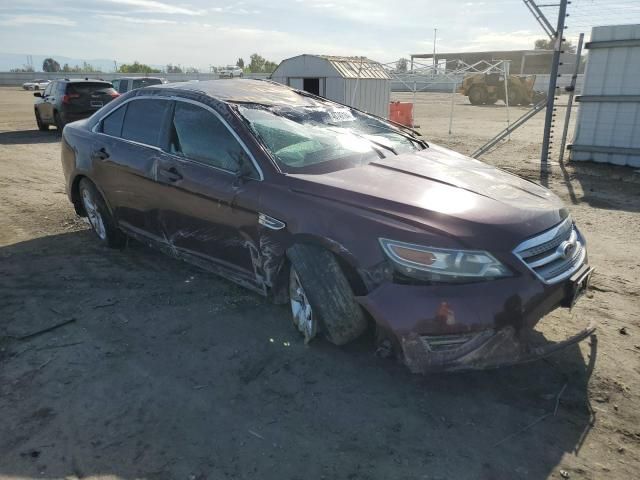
left=39, top=82, right=55, bottom=122
left=154, top=100, right=263, bottom=289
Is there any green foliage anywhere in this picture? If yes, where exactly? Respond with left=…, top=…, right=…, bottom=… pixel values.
left=10, top=65, right=34, bottom=73
left=42, top=58, right=61, bottom=72
left=166, top=64, right=183, bottom=73
left=534, top=38, right=576, bottom=54
left=185, top=67, right=199, bottom=74
left=118, top=61, right=161, bottom=74
left=248, top=53, right=278, bottom=73
left=236, top=57, right=245, bottom=69
left=61, top=62, right=102, bottom=73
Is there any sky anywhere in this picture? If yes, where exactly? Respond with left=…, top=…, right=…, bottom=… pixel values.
left=0, top=0, right=622, bottom=70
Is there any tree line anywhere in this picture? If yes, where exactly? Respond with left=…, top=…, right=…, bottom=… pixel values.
left=10, top=54, right=279, bottom=74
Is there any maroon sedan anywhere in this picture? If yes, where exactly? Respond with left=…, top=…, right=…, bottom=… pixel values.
left=60, top=79, right=594, bottom=372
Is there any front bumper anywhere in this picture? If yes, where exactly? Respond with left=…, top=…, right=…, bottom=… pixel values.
left=356, top=265, right=595, bottom=372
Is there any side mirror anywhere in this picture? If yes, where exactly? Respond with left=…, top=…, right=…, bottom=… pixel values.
left=33, top=92, right=42, bottom=97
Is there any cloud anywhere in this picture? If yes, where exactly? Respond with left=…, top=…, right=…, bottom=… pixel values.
left=0, top=14, right=77, bottom=26
left=96, top=14, right=177, bottom=24
left=102, top=0, right=204, bottom=16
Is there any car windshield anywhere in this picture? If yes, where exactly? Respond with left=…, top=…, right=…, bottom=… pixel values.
left=236, top=103, right=425, bottom=173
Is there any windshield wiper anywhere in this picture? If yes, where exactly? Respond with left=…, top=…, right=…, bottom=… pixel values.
left=366, top=123, right=429, bottom=149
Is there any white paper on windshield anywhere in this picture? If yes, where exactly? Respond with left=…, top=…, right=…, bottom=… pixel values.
left=328, top=109, right=355, bottom=123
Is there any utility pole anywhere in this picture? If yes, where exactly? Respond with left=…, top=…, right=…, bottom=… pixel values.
left=433, top=28, right=438, bottom=71
left=539, top=0, right=569, bottom=179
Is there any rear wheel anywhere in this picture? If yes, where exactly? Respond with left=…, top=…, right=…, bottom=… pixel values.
left=287, top=244, right=367, bottom=345
left=468, top=85, right=488, bottom=105
left=35, top=110, right=48, bottom=131
left=54, top=111, right=65, bottom=132
left=79, top=178, right=125, bottom=248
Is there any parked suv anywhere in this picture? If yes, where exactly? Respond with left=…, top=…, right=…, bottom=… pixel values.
left=34, top=79, right=119, bottom=131
left=111, top=77, right=165, bottom=94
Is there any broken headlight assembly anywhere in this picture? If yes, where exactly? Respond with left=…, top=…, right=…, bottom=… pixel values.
left=379, top=238, right=511, bottom=283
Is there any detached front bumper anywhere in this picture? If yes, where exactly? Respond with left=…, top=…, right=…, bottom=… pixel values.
left=400, top=320, right=595, bottom=373
left=356, top=265, right=595, bottom=373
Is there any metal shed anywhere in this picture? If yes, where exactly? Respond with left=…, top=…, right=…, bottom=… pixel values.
left=271, top=54, right=391, bottom=118
left=570, top=24, right=640, bottom=167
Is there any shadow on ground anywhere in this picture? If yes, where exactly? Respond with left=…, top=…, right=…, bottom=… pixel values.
left=0, top=231, right=596, bottom=479
left=0, top=129, right=60, bottom=146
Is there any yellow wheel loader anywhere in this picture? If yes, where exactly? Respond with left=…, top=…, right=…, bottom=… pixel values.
left=459, top=73, right=546, bottom=106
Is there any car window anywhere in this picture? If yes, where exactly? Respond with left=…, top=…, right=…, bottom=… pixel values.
left=57, top=83, right=66, bottom=95
left=101, top=104, right=127, bottom=137
left=111, top=80, right=120, bottom=90
left=43, top=83, right=53, bottom=96
left=132, top=78, right=161, bottom=89
left=121, top=99, right=168, bottom=147
left=118, top=80, right=129, bottom=93
left=66, top=83, right=113, bottom=95
left=169, top=102, right=245, bottom=173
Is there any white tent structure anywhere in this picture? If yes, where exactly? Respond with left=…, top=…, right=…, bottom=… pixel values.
left=271, top=54, right=391, bottom=118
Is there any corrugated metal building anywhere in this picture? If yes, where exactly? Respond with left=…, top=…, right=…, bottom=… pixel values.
left=570, top=24, right=640, bottom=167
left=271, top=54, right=391, bottom=118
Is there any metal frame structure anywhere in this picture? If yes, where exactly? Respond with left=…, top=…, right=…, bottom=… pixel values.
left=385, top=58, right=512, bottom=132
left=558, top=33, right=585, bottom=163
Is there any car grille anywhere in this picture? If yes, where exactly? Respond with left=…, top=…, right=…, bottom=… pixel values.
left=513, top=217, right=586, bottom=284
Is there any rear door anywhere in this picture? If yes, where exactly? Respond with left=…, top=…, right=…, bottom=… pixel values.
left=91, top=97, right=173, bottom=240
left=154, top=99, right=263, bottom=285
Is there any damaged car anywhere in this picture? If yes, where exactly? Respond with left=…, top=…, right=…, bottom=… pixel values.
left=60, top=79, right=594, bottom=372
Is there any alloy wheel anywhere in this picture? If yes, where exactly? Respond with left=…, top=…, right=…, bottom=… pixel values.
left=289, top=268, right=316, bottom=343
left=81, top=188, right=107, bottom=240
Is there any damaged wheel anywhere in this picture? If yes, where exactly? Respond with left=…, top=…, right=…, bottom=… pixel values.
left=79, top=178, right=125, bottom=248
left=287, top=244, right=367, bottom=345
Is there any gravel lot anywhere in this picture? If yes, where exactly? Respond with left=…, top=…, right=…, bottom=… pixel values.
left=1, top=86, right=639, bottom=480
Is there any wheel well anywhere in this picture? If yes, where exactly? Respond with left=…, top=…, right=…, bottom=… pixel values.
left=284, top=241, right=368, bottom=297
left=70, top=175, right=87, bottom=216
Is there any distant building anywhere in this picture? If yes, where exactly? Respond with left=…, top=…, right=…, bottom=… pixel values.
left=410, top=49, right=584, bottom=75
left=271, top=54, right=391, bottom=118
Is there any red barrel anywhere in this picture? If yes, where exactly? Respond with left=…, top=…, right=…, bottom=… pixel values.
left=389, top=102, right=413, bottom=127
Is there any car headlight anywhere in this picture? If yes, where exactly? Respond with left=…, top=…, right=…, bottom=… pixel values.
left=379, top=238, right=511, bottom=282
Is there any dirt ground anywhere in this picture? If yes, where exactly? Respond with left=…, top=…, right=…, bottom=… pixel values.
left=1, top=86, right=639, bottom=480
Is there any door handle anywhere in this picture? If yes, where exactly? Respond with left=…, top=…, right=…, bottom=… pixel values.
left=159, top=166, right=183, bottom=182
left=92, top=147, right=110, bottom=160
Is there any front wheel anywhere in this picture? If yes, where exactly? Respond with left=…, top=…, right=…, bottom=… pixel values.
left=79, top=178, right=125, bottom=248
left=287, top=244, right=367, bottom=345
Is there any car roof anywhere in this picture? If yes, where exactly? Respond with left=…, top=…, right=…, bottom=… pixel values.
left=114, top=76, right=163, bottom=80
left=57, top=78, right=111, bottom=84
left=154, top=79, right=324, bottom=107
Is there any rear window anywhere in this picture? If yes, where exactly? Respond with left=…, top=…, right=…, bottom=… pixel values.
left=132, top=78, right=162, bottom=89
left=66, top=83, right=114, bottom=95
left=101, top=104, right=127, bottom=137
left=121, top=99, right=169, bottom=147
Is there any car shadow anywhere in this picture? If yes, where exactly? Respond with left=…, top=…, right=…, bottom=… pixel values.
left=0, top=129, right=60, bottom=146
left=0, top=231, right=595, bottom=480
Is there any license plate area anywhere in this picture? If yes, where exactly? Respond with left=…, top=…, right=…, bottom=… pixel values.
left=563, top=266, right=593, bottom=308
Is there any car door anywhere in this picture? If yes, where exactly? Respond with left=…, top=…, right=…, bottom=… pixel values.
left=39, top=82, right=55, bottom=122
left=154, top=99, right=264, bottom=288
left=91, top=97, right=173, bottom=241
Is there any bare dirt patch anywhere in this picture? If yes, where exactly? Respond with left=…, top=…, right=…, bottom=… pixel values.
left=1, top=87, right=639, bottom=479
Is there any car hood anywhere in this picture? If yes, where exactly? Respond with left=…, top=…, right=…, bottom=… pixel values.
left=287, top=143, right=567, bottom=251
